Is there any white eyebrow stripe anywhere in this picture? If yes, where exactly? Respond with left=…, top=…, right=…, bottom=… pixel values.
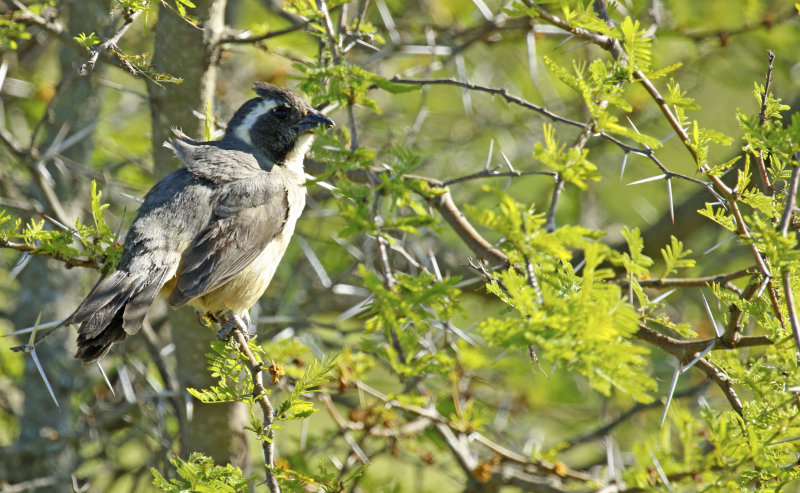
left=234, top=99, right=278, bottom=145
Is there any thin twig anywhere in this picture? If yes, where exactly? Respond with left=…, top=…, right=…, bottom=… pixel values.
left=635, top=324, right=772, bottom=362
left=758, top=50, right=776, bottom=125
left=0, top=117, right=70, bottom=224
left=682, top=11, right=797, bottom=42
left=443, top=169, right=557, bottom=187
left=375, top=236, right=407, bottom=363
left=616, top=267, right=754, bottom=289
left=219, top=22, right=311, bottom=45
left=779, top=165, right=800, bottom=236
left=778, top=161, right=800, bottom=360
left=565, top=382, right=709, bottom=447
left=229, top=320, right=280, bottom=493
left=79, top=7, right=143, bottom=76
left=354, top=381, right=589, bottom=485
left=694, top=358, right=743, bottom=415
left=544, top=177, right=565, bottom=233
left=781, top=271, right=800, bottom=364
left=755, top=51, right=777, bottom=194
left=391, top=76, right=588, bottom=129
left=0, top=238, right=107, bottom=270
left=318, top=0, right=342, bottom=64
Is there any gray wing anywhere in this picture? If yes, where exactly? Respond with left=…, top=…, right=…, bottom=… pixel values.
left=168, top=174, right=290, bottom=307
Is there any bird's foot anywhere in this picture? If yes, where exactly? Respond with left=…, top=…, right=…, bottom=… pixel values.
left=217, top=312, right=249, bottom=341
left=196, top=311, right=218, bottom=328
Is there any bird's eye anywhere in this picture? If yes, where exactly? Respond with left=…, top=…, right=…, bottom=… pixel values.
left=273, top=106, right=290, bottom=119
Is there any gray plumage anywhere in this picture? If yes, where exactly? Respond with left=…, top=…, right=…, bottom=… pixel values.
left=72, top=83, right=333, bottom=363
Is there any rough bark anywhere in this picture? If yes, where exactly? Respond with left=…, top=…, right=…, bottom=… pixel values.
left=3, top=0, right=106, bottom=488
left=146, top=0, right=250, bottom=469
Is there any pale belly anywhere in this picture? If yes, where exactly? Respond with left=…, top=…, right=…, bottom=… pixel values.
left=190, top=233, right=293, bottom=316
left=164, top=184, right=306, bottom=318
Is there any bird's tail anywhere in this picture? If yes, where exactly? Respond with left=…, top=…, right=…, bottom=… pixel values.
left=72, top=268, right=169, bottom=363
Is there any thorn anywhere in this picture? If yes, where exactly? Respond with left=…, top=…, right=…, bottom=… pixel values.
left=118, top=365, right=136, bottom=403
left=470, top=0, right=493, bottom=20
left=455, top=55, right=472, bottom=117
left=701, top=234, right=736, bottom=256
left=627, top=174, right=667, bottom=186
left=484, top=139, right=494, bottom=171
left=526, top=31, right=538, bottom=81
left=43, top=214, right=73, bottom=233
left=681, top=341, right=716, bottom=374
left=660, top=130, right=677, bottom=143
left=97, top=362, right=116, bottom=397
left=119, top=192, right=144, bottom=204
left=660, top=365, right=680, bottom=429
left=666, top=177, right=674, bottom=224
left=626, top=115, right=641, bottom=135
left=556, top=33, right=575, bottom=50
left=2, top=318, right=67, bottom=338
left=297, top=237, right=332, bottom=288
left=562, top=40, right=590, bottom=53
left=649, top=451, right=674, bottom=492
left=755, top=275, right=770, bottom=298
left=30, top=349, right=59, bottom=408
left=650, top=289, right=676, bottom=304
left=499, top=150, right=516, bottom=173
left=26, top=308, right=44, bottom=350
left=701, top=290, right=723, bottom=338
left=619, top=152, right=629, bottom=180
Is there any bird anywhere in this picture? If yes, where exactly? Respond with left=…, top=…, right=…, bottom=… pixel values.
left=71, top=82, right=334, bottom=363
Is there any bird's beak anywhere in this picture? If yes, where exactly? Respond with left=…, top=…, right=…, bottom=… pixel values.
left=297, top=109, right=335, bottom=134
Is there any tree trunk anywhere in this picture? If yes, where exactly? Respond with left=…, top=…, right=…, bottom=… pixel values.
left=3, top=0, right=106, bottom=488
left=147, top=0, right=250, bottom=470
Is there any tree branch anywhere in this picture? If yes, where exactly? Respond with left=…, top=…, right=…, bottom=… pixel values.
left=635, top=324, right=773, bottom=362
left=0, top=238, right=105, bottom=270
left=228, top=320, right=280, bottom=493
left=616, top=267, right=754, bottom=289
left=79, top=7, right=143, bottom=76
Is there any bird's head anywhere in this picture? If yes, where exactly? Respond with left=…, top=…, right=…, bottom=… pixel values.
left=225, top=82, right=334, bottom=165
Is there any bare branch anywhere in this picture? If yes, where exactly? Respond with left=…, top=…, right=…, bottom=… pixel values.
left=781, top=270, right=800, bottom=364
left=219, top=22, right=311, bottom=45
left=694, top=358, right=743, bottom=414
left=779, top=165, right=800, bottom=236
left=228, top=318, right=280, bottom=493
left=758, top=50, right=776, bottom=125
left=616, top=267, right=754, bottom=289
left=566, top=382, right=709, bottom=448
left=636, top=324, right=772, bottom=361
left=443, top=169, right=557, bottom=187
left=79, top=7, right=144, bottom=76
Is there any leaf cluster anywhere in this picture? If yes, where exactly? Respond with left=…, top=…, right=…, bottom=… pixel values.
left=152, top=452, right=257, bottom=493
left=0, top=181, right=121, bottom=272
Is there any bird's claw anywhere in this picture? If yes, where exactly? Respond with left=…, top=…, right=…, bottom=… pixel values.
left=216, top=312, right=249, bottom=341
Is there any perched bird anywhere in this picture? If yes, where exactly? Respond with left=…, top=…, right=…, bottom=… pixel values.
left=72, top=82, right=334, bottom=363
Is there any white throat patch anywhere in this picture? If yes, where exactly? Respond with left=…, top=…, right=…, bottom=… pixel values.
left=284, top=133, right=314, bottom=177
left=234, top=99, right=278, bottom=145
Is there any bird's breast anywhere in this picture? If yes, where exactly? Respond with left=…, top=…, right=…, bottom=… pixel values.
left=190, top=182, right=307, bottom=317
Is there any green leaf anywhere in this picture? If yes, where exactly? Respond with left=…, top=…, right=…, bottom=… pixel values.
left=618, top=17, right=652, bottom=79
left=660, top=235, right=695, bottom=277
left=74, top=32, right=100, bottom=49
